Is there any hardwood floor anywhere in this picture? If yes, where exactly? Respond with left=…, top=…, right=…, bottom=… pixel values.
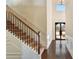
left=42, top=40, right=72, bottom=59
left=65, top=48, right=72, bottom=59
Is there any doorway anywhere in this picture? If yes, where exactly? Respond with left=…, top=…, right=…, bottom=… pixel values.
left=55, top=22, right=66, bottom=59
left=55, top=22, right=65, bottom=40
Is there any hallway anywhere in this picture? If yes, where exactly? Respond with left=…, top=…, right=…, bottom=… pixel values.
left=42, top=40, right=72, bottom=59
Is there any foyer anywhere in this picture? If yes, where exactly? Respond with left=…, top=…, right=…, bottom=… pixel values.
left=6, top=0, right=73, bottom=59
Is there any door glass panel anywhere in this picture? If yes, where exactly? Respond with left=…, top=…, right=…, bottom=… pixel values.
left=56, top=23, right=60, bottom=39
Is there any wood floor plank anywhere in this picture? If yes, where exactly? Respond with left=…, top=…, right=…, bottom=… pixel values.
left=42, top=40, right=72, bottom=59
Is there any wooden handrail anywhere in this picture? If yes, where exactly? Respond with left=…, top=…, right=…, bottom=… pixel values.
left=12, top=13, right=38, bottom=34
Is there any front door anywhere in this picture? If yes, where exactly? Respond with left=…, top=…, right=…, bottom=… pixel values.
left=55, top=22, right=65, bottom=40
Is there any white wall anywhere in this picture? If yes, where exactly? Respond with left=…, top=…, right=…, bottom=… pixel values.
left=47, top=0, right=53, bottom=48
left=65, top=0, right=73, bottom=37
left=65, top=0, right=73, bottom=57
left=6, top=0, right=46, bottom=6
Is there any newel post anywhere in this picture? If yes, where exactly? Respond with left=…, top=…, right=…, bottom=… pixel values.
left=38, top=31, right=40, bottom=54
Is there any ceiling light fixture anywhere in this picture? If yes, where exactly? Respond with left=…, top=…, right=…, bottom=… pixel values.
left=56, top=0, right=65, bottom=12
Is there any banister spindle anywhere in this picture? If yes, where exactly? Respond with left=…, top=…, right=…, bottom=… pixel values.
left=20, top=20, right=21, bottom=40
left=34, top=34, right=36, bottom=50
left=35, top=34, right=37, bottom=51
left=27, top=27, right=28, bottom=45
left=25, top=26, right=27, bottom=43
left=25, top=26, right=28, bottom=44
left=29, top=29, right=30, bottom=44
left=22, top=23, right=24, bottom=33
left=13, top=15, right=15, bottom=34
left=22, top=24, right=24, bottom=40
left=13, top=15, right=14, bottom=34
left=23, top=24, right=25, bottom=33
left=15, top=17, right=17, bottom=34
left=36, top=34, right=38, bottom=52
left=12, top=13, right=14, bottom=33
left=9, top=12, right=12, bottom=22
left=30, top=30, right=32, bottom=45
left=6, top=11, right=7, bottom=20
left=17, top=19, right=20, bottom=38
left=17, top=19, right=19, bottom=38
left=22, top=22, right=23, bottom=41
left=24, top=24, right=26, bottom=40
left=29, top=29, right=31, bottom=45
left=10, top=12, right=12, bottom=33
left=8, top=12, right=11, bottom=21
left=6, top=11, right=8, bottom=29
left=28, top=28, right=29, bottom=44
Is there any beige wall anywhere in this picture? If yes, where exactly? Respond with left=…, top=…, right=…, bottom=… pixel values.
left=7, top=0, right=47, bottom=48
left=65, top=0, right=73, bottom=37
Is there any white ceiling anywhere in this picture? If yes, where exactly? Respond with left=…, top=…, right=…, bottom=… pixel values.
left=6, top=0, right=46, bottom=6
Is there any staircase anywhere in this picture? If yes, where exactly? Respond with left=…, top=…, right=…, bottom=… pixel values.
left=6, top=5, right=44, bottom=55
